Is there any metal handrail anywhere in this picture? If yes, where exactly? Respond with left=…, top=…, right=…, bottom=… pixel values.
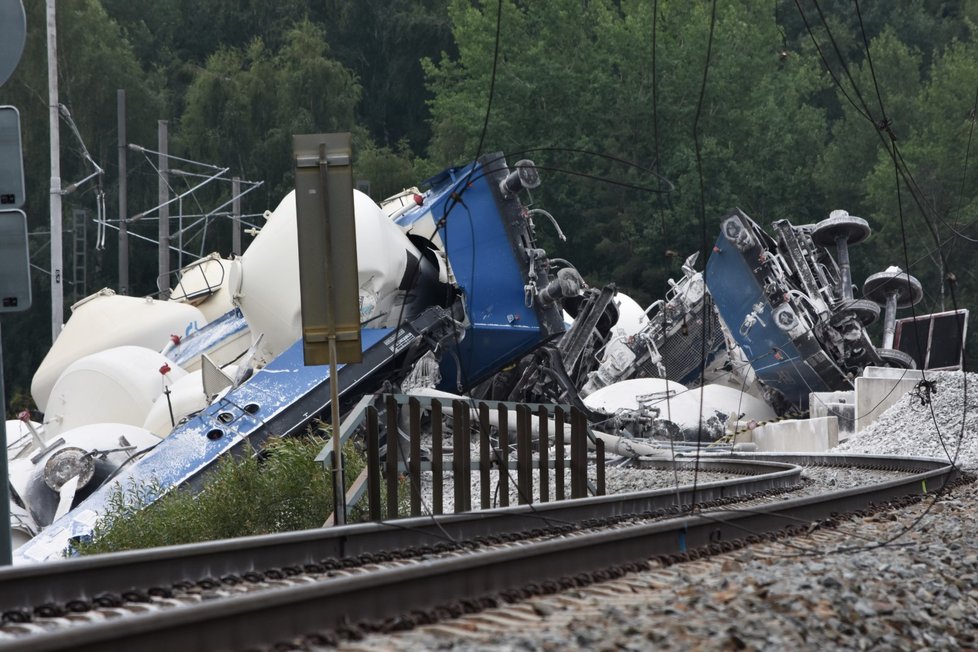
left=159, top=255, right=227, bottom=301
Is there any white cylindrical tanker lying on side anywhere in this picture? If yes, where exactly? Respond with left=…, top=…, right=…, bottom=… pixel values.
left=41, top=346, right=187, bottom=442
left=30, top=291, right=205, bottom=414
left=227, top=189, right=444, bottom=364
left=12, top=423, right=161, bottom=532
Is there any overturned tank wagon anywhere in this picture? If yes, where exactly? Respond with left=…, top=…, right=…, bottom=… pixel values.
left=11, top=154, right=581, bottom=562
left=706, top=208, right=918, bottom=414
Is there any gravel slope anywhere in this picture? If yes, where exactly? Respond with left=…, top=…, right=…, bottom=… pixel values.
left=835, top=370, right=977, bottom=468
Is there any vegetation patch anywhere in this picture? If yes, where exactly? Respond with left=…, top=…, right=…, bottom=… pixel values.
left=74, top=434, right=378, bottom=555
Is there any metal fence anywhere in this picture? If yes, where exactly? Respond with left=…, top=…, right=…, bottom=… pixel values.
left=321, top=394, right=606, bottom=522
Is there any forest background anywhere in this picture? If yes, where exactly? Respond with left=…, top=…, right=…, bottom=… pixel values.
left=1, top=0, right=977, bottom=408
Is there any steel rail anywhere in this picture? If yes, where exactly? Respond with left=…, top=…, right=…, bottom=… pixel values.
left=0, top=458, right=797, bottom=613
left=0, top=454, right=957, bottom=652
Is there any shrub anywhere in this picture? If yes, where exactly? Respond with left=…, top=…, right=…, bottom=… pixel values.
left=74, top=434, right=376, bottom=555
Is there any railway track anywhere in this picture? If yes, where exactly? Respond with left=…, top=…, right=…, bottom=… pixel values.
left=0, top=454, right=962, bottom=651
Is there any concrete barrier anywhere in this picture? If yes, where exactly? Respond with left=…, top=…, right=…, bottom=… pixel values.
left=751, top=416, right=839, bottom=452
left=855, top=366, right=923, bottom=432
left=810, top=390, right=856, bottom=440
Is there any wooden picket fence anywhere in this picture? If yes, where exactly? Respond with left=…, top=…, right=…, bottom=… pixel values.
left=320, top=394, right=605, bottom=522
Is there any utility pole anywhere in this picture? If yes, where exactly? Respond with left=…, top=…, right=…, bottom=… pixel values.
left=232, top=176, right=241, bottom=256
left=117, top=89, right=128, bottom=295
left=47, top=0, right=63, bottom=341
left=158, top=120, right=169, bottom=298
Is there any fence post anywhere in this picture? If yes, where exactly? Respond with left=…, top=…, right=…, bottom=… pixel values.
left=554, top=407, right=565, bottom=501
left=538, top=405, right=549, bottom=503
left=366, top=405, right=381, bottom=521
left=409, top=396, right=422, bottom=517
left=452, top=400, right=467, bottom=513
left=570, top=407, right=584, bottom=499
left=516, top=405, right=532, bottom=505
left=431, top=399, right=443, bottom=515
left=385, top=395, right=399, bottom=519
left=460, top=405, right=472, bottom=511
left=479, top=402, right=491, bottom=509
left=595, top=437, right=605, bottom=496
left=496, top=403, right=509, bottom=507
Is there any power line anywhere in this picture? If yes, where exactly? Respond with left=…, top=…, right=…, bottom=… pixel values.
left=689, top=0, right=719, bottom=512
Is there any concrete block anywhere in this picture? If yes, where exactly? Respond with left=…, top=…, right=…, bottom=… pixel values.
left=810, top=390, right=856, bottom=440
left=751, top=416, right=839, bottom=452
left=861, top=365, right=924, bottom=381
left=855, top=375, right=919, bottom=432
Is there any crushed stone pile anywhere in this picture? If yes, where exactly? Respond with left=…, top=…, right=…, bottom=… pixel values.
left=836, top=370, right=978, bottom=468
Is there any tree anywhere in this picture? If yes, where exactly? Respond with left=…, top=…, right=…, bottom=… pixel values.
left=179, top=21, right=362, bottom=206
left=322, top=0, right=455, bottom=151
left=424, top=0, right=831, bottom=303
left=0, top=0, right=163, bottom=406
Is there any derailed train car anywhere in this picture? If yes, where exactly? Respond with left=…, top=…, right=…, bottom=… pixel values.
left=705, top=209, right=917, bottom=413
left=8, top=145, right=941, bottom=560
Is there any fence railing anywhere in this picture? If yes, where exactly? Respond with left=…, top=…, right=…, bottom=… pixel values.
left=318, top=394, right=606, bottom=523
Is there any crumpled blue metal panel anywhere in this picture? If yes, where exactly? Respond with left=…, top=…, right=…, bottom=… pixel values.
left=395, top=154, right=565, bottom=390
left=705, top=223, right=833, bottom=412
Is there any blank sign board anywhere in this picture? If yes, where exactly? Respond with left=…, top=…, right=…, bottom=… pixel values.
left=293, top=133, right=362, bottom=365
left=894, top=309, right=969, bottom=371
left=0, top=209, right=31, bottom=312
left=0, top=106, right=25, bottom=208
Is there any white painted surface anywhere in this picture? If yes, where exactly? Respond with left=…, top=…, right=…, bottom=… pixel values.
left=31, top=291, right=205, bottom=412
left=234, top=189, right=422, bottom=363
left=751, top=416, right=840, bottom=452
left=42, top=346, right=186, bottom=441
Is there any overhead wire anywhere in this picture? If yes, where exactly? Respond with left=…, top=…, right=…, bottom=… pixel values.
left=688, top=0, right=720, bottom=512
left=852, top=0, right=964, bottom=467
left=374, top=0, right=506, bottom=546
left=769, top=0, right=969, bottom=558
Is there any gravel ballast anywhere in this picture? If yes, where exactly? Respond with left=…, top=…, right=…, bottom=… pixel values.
left=342, top=372, right=978, bottom=650
left=836, top=370, right=977, bottom=468
left=347, top=477, right=978, bottom=651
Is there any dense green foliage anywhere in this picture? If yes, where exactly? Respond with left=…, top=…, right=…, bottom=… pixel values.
left=73, top=436, right=379, bottom=554
left=3, top=0, right=978, bottom=405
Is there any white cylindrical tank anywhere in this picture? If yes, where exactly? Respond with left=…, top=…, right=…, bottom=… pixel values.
left=142, top=369, right=207, bottom=438
left=31, top=290, right=206, bottom=412
left=42, top=346, right=187, bottom=442
left=20, top=423, right=161, bottom=528
left=584, top=377, right=689, bottom=415
left=231, top=189, right=421, bottom=363
left=142, top=364, right=239, bottom=437
left=584, top=378, right=776, bottom=431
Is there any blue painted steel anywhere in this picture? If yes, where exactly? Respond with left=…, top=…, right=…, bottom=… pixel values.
left=705, top=236, right=832, bottom=410
left=395, top=157, right=561, bottom=388
left=169, top=307, right=248, bottom=367
left=14, top=328, right=392, bottom=563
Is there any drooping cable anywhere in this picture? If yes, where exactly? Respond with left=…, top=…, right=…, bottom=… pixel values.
left=688, top=0, right=719, bottom=512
